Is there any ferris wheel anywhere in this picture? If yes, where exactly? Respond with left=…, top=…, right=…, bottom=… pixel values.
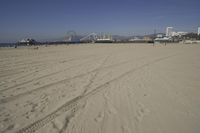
left=64, top=31, right=77, bottom=42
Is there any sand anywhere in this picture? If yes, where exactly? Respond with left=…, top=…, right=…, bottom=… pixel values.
left=0, top=43, right=200, bottom=133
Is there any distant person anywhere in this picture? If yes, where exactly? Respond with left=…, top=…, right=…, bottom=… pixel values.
left=14, top=44, right=17, bottom=48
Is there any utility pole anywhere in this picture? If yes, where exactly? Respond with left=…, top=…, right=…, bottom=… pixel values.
left=154, top=29, right=157, bottom=39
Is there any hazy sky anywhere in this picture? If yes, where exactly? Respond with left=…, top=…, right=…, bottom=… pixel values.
left=0, top=0, right=200, bottom=42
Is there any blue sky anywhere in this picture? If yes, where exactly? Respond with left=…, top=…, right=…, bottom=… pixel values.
left=0, top=0, right=200, bottom=42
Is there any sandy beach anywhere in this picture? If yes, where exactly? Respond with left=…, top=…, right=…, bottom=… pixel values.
left=0, top=43, right=200, bottom=133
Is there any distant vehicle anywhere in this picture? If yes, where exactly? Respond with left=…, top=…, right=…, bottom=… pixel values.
left=154, top=37, right=172, bottom=43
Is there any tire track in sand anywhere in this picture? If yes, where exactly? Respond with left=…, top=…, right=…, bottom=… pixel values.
left=15, top=54, right=176, bottom=133
left=0, top=55, right=135, bottom=104
left=82, top=54, right=111, bottom=95
left=0, top=54, right=96, bottom=85
left=0, top=55, right=99, bottom=92
left=0, top=54, right=95, bottom=73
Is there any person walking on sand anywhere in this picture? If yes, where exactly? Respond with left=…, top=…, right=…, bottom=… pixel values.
left=14, top=43, right=17, bottom=48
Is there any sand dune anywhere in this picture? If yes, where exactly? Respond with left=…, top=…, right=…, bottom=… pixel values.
left=0, top=43, right=200, bottom=133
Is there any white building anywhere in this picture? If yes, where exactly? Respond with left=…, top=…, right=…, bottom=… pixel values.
left=172, top=31, right=187, bottom=37
left=166, top=27, right=173, bottom=37
left=198, top=27, right=200, bottom=35
left=157, top=34, right=163, bottom=38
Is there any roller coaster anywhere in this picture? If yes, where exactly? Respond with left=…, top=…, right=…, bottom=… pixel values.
left=80, top=33, right=98, bottom=43
left=80, top=33, right=113, bottom=43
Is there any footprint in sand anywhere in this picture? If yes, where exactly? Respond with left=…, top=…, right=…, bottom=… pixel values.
left=107, top=103, right=117, bottom=115
left=121, top=125, right=131, bottom=133
left=103, top=91, right=118, bottom=115
left=3, top=124, right=15, bottom=132
left=94, top=112, right=104, bottom=122
left=51, top=119, right=63, bottom=131
left=135, top=102, right=150, bottom=122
